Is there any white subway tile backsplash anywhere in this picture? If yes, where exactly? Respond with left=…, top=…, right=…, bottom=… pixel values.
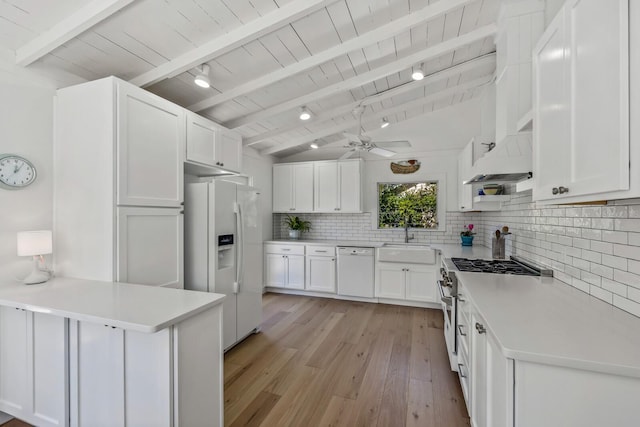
left=602, top=278, right=627, bottom=297
left=602, top=230, right=628, bottom=244
left=613, top=295, right=640, bottom=317
left=613, top=270, right=640, bottom=290
left=614, top=218, right=640, bottom=232
left=628, top=232, right=640, bottom=247
left=282, top=189, right=640, bottom=318
left=590, top=241, right=613, bottom=255
left=590, top=285, right=613, bottom=304
left=602, top=254, right=628, bottom=270
left=613, top=244, right=640, bottom=261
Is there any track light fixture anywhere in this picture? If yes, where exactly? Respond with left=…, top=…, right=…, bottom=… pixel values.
left=194, top=64, right=211, bottom=88
left=299, top=106, right=311, bottom=121
left=380, top=117, right=390, bottom=128
left=411, top=63, right=424, bottom=81
left=310, top=142, right=319, bottom=149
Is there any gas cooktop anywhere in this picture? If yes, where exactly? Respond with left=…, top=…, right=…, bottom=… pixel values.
left=451, top=257, right=547, bottom=276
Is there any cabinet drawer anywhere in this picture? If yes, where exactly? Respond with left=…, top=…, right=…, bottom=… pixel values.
left=264, top=244, right=305, bottom=255
left=306, top=245, right=335, bottom=256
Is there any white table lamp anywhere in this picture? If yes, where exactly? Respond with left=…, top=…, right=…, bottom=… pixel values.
left=17, top=230, right=53, bottom=285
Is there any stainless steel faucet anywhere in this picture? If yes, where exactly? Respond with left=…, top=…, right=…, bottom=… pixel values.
left=404, top=222, right=415, bottom=243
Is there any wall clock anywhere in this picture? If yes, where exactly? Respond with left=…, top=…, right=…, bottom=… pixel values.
left=0, top=154, right=37, bottom=189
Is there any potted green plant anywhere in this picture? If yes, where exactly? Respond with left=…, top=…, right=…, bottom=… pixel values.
left=460, top=224, right=475, bottom=246
left=283, top=215, right=311, bottom=240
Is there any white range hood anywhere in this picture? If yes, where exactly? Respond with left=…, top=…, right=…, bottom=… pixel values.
left=464, top=134, right=533, bottom=184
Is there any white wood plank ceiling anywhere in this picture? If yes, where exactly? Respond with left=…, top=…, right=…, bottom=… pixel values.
left=1, top=0, right=500, bottom=158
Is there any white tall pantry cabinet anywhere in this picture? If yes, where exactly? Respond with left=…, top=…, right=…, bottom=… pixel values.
left=54, top=76, right=184, bottom=288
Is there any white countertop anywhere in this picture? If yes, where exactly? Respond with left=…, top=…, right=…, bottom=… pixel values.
left=0, top=277, right=225, bottom=333
left=457, top=272, right=640, bottom=378
left=266, top=239, right=384, bottom=247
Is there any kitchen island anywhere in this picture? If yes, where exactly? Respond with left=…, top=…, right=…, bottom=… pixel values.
left=0, top=277, right=225, bottom=427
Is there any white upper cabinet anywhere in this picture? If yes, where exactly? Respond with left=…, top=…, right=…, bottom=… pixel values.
left=338, top=160, right=363, bottom=212
left=217, top=129, right=242, bottom=173
left=533, top=0, right=630, bottom=202
left=313, top=159, right=362, bottom=213
left=275, top=160, right=362, bottom=213
left=186, top=112, right=217, bottom=166
left=186, top=112, right=242, bottom=173
left=313, top=162, right=339, bottom=212
left=117, top=83, right=185, bottom=207
left=273, top=163, right=314, bottom=213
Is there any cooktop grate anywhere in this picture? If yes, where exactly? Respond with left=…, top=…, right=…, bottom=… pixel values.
left=451, top=258, right=541, bottom=276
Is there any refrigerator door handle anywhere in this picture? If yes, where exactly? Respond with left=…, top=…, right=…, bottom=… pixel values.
left=234, top=201, right=244, bottom=293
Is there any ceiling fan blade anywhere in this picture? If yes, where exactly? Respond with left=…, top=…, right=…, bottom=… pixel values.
left=369, top=147, right=396, bottom=158
left=339, top=150, right=356, bottom=160
left=373, top=140, right=411, bottom=148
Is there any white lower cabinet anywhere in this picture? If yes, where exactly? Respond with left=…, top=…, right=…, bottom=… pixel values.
left=70, top=304, right=223, bottom=427
left=305, top=255, right=336, bottom=293
left=265, top=252, right=305, bottom=290
left=0, top=307, right=67, bottom=427
left=375, top=262, right=437, bottom=303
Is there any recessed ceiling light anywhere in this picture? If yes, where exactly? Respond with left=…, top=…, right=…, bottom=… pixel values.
left=380, top=118, right=390, bottom=128
left=194, top=64, right=211, bottom=88
left=299, top=106, right=311, bottom=121
left=310, top=142, right=319, bottom=149
left=411, top=63, right=424, bottom=81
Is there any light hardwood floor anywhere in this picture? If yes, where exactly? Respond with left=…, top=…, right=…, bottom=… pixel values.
left=225, top=293, right=470, bottom=427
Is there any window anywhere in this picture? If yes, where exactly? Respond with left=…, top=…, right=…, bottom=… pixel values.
left=378, top=181, right=439, bottom=229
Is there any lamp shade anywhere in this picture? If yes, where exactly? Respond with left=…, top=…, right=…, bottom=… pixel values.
left=17, top=230, right=52, bottom=257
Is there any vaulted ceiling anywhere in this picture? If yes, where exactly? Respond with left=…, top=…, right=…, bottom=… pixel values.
left=1, top=0, right=499, bottom=158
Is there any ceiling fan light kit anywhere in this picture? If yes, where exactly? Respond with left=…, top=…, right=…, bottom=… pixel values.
left=299, top=106, right=311, bottom=121
left=411, top=63, right=425, bottom=81
left=194, top=64, right=211, bottom=88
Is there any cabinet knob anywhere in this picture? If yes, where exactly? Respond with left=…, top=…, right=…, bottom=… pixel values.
left=220, top=163, right=224, bottom=167
left=558, top=186, right=569, bottom=194
left=552, top=187, right=559, bottom=195
left=475, top=322, right=486, bottom=334
left=461, top=206, right=465, bottom=209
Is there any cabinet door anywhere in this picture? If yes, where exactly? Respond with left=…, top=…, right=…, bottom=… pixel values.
left=305, top=256, right=336, bottom=293
left=486, top=331, right=513, bottom=427
left=338, top=160, right=362, bottom=212
left=117, top=83, right=185, bottom=207
left=70, top=321, right=125, bottom=427
left=314, top=162, right=338, bottom=212
left=117, top=207, right=183, bottom=288
left=458, top=141, right=474, bottom=211
left=292, top=164, right=314, bottom=212
left=30, top=313, right=68, bottom=427
left=470, top=313, right=488, bottom=427
left=0, top=307, right=28, bottom=417
left=265, top=254, right=287, bottom=287
left=272, top=165, right=292, bottom=212
left=186, top=112, right=217, bottom=166
left=286, top=255, right=305, bottom=290
left=533, top=8, right=570, bottom=200
left=565, top=0, right=629, bottom=196
left=217, top=129, right=242, bottom=173
left=405, top=265, right=437, bottom=303
left=375, top=263, right=405, bottom=299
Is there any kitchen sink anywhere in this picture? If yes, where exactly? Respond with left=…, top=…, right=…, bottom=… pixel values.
left=377, top=243, right=436, bottom=264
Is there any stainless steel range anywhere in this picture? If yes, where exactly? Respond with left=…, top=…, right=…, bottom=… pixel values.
left=437, top=256, right=552, bottom=371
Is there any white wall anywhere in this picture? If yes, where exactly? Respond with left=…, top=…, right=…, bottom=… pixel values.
left=242, top=147, right=274, bottom=241
left=0, top=55, right=56, bottom=282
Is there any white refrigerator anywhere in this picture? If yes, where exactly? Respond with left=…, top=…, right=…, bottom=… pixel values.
left=184, top=179, right=263, bottom=350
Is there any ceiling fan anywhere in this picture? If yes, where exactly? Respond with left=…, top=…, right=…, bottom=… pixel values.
left=340, top=105, right=411, bottom=160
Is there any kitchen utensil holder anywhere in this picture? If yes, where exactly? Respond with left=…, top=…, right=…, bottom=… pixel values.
left=492, top=236, right=505, bottom=259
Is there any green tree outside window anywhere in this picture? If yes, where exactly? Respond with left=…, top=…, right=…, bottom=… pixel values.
left=378, top=182, right=438, bottom=229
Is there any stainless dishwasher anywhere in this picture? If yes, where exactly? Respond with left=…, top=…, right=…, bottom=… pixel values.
left=336, top=247, right=375, bottom=298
